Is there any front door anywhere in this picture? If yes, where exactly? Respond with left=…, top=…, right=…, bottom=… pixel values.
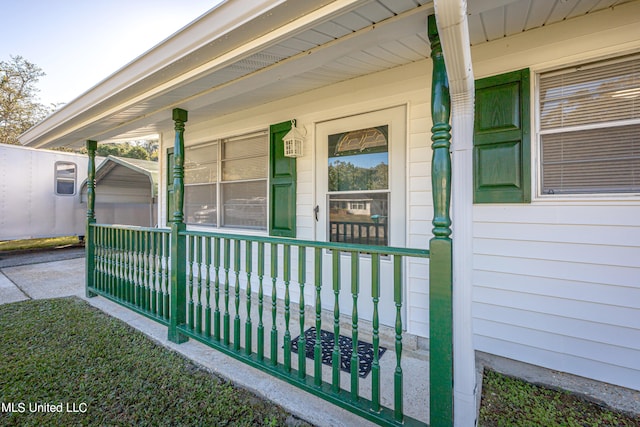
left=315, top=106, right=406, bottom=327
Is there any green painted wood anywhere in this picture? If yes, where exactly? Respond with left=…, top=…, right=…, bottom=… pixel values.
left=223, top=238, right=231, bottom=346
left=428, top=14, right=454, bottom=427
left=213, top=237, right=221, bottom=340
left=205, top=236, right=212, bottom=338
left=245, top=240, right=253, bottom=355
left=350, top=251, right=359, bottom=401
left=168, top=108, right=188, bottom=344
left=283, top=244, right=292, bottom=373
left=188, top=235, right=195, bottom=330
left=298, top=246, right=307, bottom=379
left=269, top=120, right=296, bottom=237
left=393, top=255, right=403, bottom=422
left=314, top=247, right=323, bottom=386
left=257, top=241, right=265, bottom=361
left=85, top=140, right=97, bottom=298
left=371, top=253, right=381, bottom=413
left=234, top=239, right=241, bottom=351
left=331, top=249, right=341, bottom=393
left=270, top=243, right=278, bottom=366
left=474, top=68, right=531, bottom=203
left=93, top=223, right=431, bottom=427
left=196, top=235, right=203, bottom=334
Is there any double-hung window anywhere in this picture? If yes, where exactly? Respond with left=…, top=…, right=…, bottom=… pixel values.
left=539, top=54, right=640, bottom=195
left=184, top=130, right=268, bottom=229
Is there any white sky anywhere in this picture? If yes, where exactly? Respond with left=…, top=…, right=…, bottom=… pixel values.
left=0, top=0, right=223, bottom=106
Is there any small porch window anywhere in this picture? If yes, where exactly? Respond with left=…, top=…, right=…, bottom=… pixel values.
left=55, top=161, right=77, bottom=195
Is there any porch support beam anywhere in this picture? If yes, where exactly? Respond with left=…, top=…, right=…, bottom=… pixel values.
left=168, top=108, right=189, bottom=344
left=85, top=140, right=97, bottom=298
left=434, top=0, right=478, bottom=425
left=428, top=14, right=454, bottom=427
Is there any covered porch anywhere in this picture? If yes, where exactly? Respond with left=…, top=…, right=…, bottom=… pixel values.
left=21, top=1, right=471, bottom=425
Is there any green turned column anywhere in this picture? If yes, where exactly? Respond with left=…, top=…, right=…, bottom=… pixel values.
left=85, top=140, right=97, bottom=298
left=168, top=108, right=189, bottom=344
left=428, top=14, right=454, bottom=427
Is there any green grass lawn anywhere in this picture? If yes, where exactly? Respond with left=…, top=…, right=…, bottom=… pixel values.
left=0, top=298, right=310, bottom=427
left=0, top=236, right=82, bottom=252
left=1, top=298, right=638, bottom=426
left=479, top=369, right=640, bottom=427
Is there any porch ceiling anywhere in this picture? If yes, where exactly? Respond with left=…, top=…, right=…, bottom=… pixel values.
left=20, top=0, right=636, bottom=148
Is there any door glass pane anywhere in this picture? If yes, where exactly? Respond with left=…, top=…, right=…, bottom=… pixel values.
left=328, top=126, right=388, bottom=191
left=328, top=192, right=388, bottom=246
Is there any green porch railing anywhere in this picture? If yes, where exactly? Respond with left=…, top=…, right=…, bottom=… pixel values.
left=87, top=224, right=429, bottom=426
left=89, top=224, right=171, bottom=326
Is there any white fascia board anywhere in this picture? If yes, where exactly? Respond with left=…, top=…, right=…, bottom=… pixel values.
left=22, top=0, right=367, bottom=147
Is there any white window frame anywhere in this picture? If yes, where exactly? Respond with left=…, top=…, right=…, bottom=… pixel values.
left=534, top=54, right=640, bottom=201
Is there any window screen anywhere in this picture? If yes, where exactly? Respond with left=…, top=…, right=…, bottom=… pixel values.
left=539, top=55, right=640, bottom=194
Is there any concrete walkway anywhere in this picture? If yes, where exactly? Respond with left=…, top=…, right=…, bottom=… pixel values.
left=0, top=250, right=376, bottom=427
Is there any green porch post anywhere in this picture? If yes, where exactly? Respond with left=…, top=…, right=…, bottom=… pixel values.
left=85, top=140, right=97, bottom=298
left=168, top=108, right=189, bottom=344
left=428, top=14, right=454, bottom=427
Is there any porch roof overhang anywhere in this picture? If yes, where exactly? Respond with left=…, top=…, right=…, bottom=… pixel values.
left=19, top=0, right=636, bottom=149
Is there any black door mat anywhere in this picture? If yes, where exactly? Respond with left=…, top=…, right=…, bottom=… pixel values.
left=290, top=327, right=387, bottom=378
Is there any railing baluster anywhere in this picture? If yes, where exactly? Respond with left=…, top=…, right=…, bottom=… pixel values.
left=213, top=237, right=221, bottom=340
left=145, top=231, right=151, bottom=310
left=257, top=242, right=265, bottom=361
left=350, top=250, right=359, bottom=400
left=234, top=239, right=241, bottom=351
left=196, top=235, right=203, bottom=334
left=137, top=230, right=143, bottom=307
left=188, top=235, right=195, bottom=330
left=163, top=231, right=170, bottom=320
left=371, top=252, right=381, bottom=413
left=245, top=240, right=253, bottom=355
left=205, top=236, right=212, bottom=337
left=90, top=226, right=431, bottom=426
left=298, top=245, right=306, bottom=379
left=129, top=230, right=134, bottom=303
left=314, top=247, right=322, bottom=386
left=150, top=231, right=157, bottom=315
left=283, top=244, right=291, bottom=373
left=270, top=243, right=278, bottom=365
left=394, top=255, right=404, bottom=422
left=332, top=249, right=340, bottom=393
left=223, top=238, right=231, bottom=346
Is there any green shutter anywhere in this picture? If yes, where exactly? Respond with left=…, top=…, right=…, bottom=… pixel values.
left=474, top=68, right=531, bottom=203
left=269, top=120, right=296, bottom=237
left=166, top=148, right=174, bottom=225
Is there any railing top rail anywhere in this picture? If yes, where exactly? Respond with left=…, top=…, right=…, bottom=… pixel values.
left=90, top=223, right=171, bottom=234
left=181, top=229, right=430, bottom=258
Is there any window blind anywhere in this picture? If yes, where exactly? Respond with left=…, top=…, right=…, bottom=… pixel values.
left=539, top=55, right=640, bottom=194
